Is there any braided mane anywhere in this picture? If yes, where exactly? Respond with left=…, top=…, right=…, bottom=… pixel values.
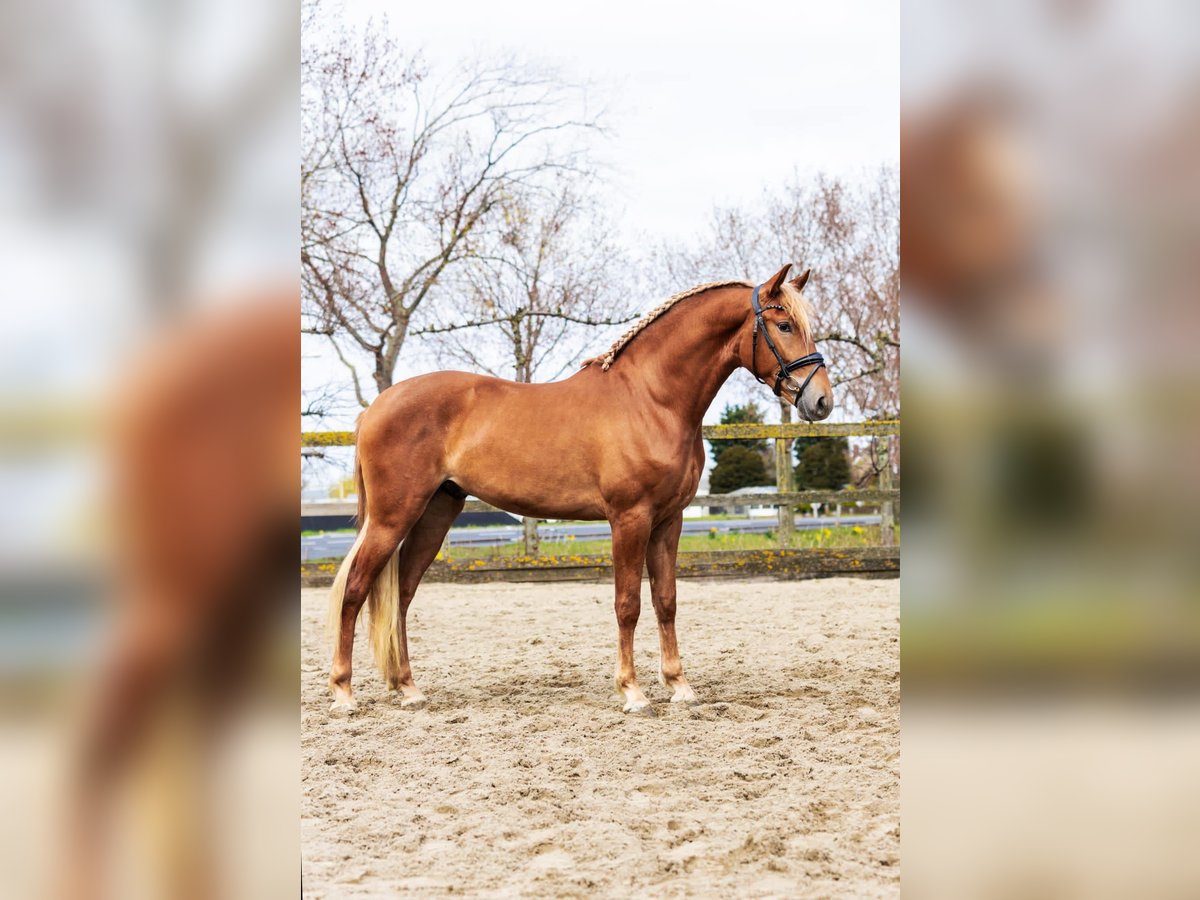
left=582, top=278, right=812, bottom=371
left=582, top=280, right=752, bottom=371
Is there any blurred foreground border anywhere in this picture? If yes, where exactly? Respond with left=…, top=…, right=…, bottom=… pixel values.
left=903, top=0, right=1200, bottom=895
left=0, top=0, right=298, bottom=896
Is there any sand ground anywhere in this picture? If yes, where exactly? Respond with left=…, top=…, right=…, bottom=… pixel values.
left=301, top=578, right=899, bottom=897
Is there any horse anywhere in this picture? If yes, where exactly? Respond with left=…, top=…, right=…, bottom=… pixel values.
left=328, top=263, right=834, bottom=717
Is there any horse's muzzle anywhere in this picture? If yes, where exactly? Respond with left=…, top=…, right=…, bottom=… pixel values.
left=792, top=381, right=833, bottom=421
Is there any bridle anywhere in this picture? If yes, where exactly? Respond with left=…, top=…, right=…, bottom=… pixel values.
left=749, top=282, right=826, bottom=401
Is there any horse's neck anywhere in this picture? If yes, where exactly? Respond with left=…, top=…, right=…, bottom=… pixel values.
left=615, top=288, right=748, bottom=427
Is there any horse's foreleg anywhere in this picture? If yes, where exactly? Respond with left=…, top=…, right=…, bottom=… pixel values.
left=647, top=513, right=698, bottom=704
left=387, top=488, right=465, bottom=708
left=610, top=510, right=654, bottom=716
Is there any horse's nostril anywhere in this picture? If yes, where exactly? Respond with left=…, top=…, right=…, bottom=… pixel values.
left=816, top=396, right=827, bottom=411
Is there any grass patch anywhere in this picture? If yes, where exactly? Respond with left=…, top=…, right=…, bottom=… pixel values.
left=439, top=525, right=892, bottom=560
left=303, top=515, right=748, bottom=536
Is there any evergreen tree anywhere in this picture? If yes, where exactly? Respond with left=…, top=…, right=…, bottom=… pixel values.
left=709, top=402, right=770, bottom=465
left=710, top=445, right=769, bottom=494
left=794, top=437, right=851, bottom=489
left=710, top=402, right=776, bottom=485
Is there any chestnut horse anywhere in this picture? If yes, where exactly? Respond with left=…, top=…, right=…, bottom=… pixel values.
left=328, top=263, right=833, bottom=716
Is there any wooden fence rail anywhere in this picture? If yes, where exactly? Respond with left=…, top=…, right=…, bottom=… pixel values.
left=302, top=420, right=898, bottom=579
left=300, top=420, right=900, bottom=450
left=303, top=488, right=898, bottom=520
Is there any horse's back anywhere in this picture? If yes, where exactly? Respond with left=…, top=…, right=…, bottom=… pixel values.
left=357, top=369, right=609, bottom=518
left=360, top=370, right=575, bottom=442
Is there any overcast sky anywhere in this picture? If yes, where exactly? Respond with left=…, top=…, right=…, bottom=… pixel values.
left=344, top=0, right=898, bottom=242
left=304, top=1, right=899, bottom=448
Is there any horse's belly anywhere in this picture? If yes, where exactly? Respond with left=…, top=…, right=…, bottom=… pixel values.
left=468, top=485, right=606, bottom=521
left=462, top=468, right=607, bottom=521
left=451, top=447, right=606, bottom=520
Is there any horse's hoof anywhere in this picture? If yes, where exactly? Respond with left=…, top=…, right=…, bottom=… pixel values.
left=671, top=690, right=700, bottom=705
left=623, top=701, right=656, bottom=718
left=329, top=699, right=357, bottom=717
left=399, top=696, right=427, bottom=711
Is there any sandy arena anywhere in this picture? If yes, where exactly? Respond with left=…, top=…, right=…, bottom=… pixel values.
left=301, top=577, right=899, bottom=897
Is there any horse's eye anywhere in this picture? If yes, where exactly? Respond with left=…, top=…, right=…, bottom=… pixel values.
left=777, top=322, right=792, bottom=334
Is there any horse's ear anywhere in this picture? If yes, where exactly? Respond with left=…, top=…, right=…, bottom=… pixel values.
left=763, top=263, right=793, bottom=297
left=789, top=268, right=812, bottom=292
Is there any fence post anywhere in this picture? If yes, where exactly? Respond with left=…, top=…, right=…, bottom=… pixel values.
left=775, top=402, right=794, bottom=547
left=877, top=436, right=895, bottom=545
left=523, top=516, right=540, bottom=556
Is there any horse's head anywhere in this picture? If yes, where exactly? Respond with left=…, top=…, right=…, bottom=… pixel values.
left=746, top=263, right=834, bottom=421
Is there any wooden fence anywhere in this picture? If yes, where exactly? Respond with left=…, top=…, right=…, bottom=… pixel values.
left=301, top=420, right=899, bottom=582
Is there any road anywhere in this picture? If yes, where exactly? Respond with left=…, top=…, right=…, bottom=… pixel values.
left=300, top=514, right=880, bottom=561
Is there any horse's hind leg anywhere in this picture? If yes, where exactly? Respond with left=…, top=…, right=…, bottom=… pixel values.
left=329, top=491, right=434, bottom=713
left=647, top=512, right=698, bottom=704
left=329, top=520, right=405, bottom=712
left=386, top=486, right=465, bottom=708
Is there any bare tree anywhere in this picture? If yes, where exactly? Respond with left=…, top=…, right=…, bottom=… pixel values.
left=413, top=178, right=636, bottom=383
left=769, top=171, right=899, bottom=485
left=654, top=168, right=900, bottom=422
left=301, top=19, right=603, bottom=405
left=772, top=171, right=899, bottom=421
left=653, top=168, right=899, bottom=499
left=300, top=375, right=346, bottom=423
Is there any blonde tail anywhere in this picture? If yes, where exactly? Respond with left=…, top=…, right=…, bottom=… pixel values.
left=366, top=546, right=403, bottom=685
